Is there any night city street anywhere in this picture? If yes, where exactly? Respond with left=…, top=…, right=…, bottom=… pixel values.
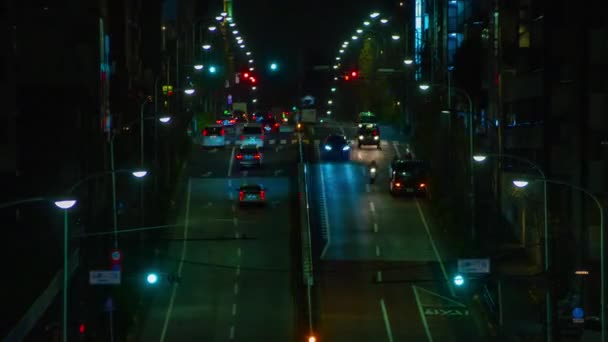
left=2, top=0, right=607, bottom=341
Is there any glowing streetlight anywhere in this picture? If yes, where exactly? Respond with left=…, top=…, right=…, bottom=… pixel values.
left=331, top=87, right=336, bottom=92
left=356, top=29, right=363, bottom=33
left=391, top=35, right=401, bottom=40
left=215, top=16, right=223, bottom=21
left=220, top=12, right=227, bottom=17
left=202, top=44, right=211, bottom=50
left=54, top=199, right=77, bottom=210
left=193, top=64, right=203, bottom=70
left=208, top=26, right=217, bottom=31
left=159, top=116, right=172, bottom=123
left=229, top=22, right=236, bottom=27
left=146, top=273, right=159, bottom=284
left=184, top=88, right=195, bottom=95
left=232, top=30, right=238, bottom=34
left=513, top=180, right=530, bottom=188
left=352, top=35, right=358, bottom=40
left=252, top=99, right=257, bottom=103
left=380, top=18, right=389, bottom=24
left=131, top=170, right=148, bottom=178
left=246, top=51, right=251, bottom=56
left=404, top=59, right=413, bottom=65
left=419, top=84, right=430, bottom=91
left=209, top=66, right=217, bottom=73
left=370, top=12, right=380, bottom=18
left=363, top=21, right=370, bottom=26
left=473, top=155, right=487, bottom=162
left=339, top=49, right=344, bottom=53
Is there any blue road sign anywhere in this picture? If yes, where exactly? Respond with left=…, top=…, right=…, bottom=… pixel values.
left=105, top=297, right=115, bottom=312
left=572, top=307, right=584, bottom=319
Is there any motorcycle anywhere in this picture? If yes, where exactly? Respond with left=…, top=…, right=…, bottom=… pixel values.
left=369, top=165, right=377, bottom=184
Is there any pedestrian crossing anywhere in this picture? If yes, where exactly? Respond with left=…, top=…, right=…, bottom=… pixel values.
left=221, top=139, right=406, bottom=146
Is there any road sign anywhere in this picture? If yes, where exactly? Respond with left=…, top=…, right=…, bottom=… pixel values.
left=457, top=258, right=490, bottom=273
left=572, top=307, right=584, bottom=323
left=89, top=270, right=121, bottom=285
left=104, top=297, right=115, bottom=312
left=110, top=249, right=122, bottom=262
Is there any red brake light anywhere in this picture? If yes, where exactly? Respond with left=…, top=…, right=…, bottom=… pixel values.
left=221, top=128, right=225, bottom=136
left=260, top=190, right=265, bottom=200
left=239, top=191, right=244, bottom=201
left=203, top=129, right=208, bottom=136
left=274, top=123, right=279, bottom=127
left=230, top=119, right=236, bottom=124
left=216, top=120, right=222, bottom=124
left=236, top=154, right=243, bottom=160
left=254, top=154, right=261, bottom=159
left=79, top=323, right=85, bottom=334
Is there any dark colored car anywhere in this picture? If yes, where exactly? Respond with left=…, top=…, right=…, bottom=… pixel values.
left=236, top=144, right=263, bottom=168
left=389, top=159, right=428, bottom=196
left=357, top=127, right=381, bottom=149
left=321, top=134, right=351, bottom=161
left=261, top=116, right=280, bottom=133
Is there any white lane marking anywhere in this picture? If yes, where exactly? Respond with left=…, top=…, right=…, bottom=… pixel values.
left=373, top=223, right=379, bottom=233
left=413, top=285, right=434, bottom=342
left=376, top=245, right=381, bottom=257
left=280, top=139, right=287, bottom=144
left=392, top=141, right=401, bottom=158
left=231, top=204, right=236, bottom=212
left=314, top=139, right=321, bottom=159
left=234, top=283, right=239, bottom=295
left=233, top=217, right=238, bottom=227
left=380, top=299, right=395, bottom=342
left=319, top=165, right=332, bottom=259
left=237, top=247, right=242, bottom=257
left=232, top=303, right=237, bottom=316
left=201, top=171, right=212, bottom=177
left=228, top=179, right=232, bottom=187
left=234, top=231, right=240, bottom=239
left=242, top=170, right=248, bottom=177
left=229, top=325, right=235, bottom=339
left=160, top=178, right=192, bottom=341
left=269, top=139, right=276, bottom=144
left=369, top=201, right=376, bottom=213
left=415, top=199, right=453, bottom=296
left=376, top=270, right=383, bottom=282
left=416, top=286, right=467, bottom=307
left=228, top=146, right=236, bottom=176
left=310, top=126, right=315, bottom=135
left=275, top=147, right=280, bottom=152
left=274, top=169, right=283, bottom=176
left=235, top=264, right=241, bottom=276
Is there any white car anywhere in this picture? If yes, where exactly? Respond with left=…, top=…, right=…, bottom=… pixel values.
left=202, top=124, right=225, bottom=147
left=239, top=124, right=264, bottom=149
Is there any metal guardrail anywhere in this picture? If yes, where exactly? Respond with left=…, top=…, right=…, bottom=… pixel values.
left=298, top=135, right=315, bottom=338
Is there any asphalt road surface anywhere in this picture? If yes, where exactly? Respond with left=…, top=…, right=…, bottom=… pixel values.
left=307, top=121, right=490, bottom=341
left=139, top=126, right=299, bottom=341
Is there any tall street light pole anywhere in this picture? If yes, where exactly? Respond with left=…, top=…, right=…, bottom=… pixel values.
left=513, top=178, right=605, bottom=342
left=474, top=153, right=550, bottom=340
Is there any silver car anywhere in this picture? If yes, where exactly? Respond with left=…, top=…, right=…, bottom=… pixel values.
left=201, top=124, right=225, bottom=147
left=239, top=124, right=264, bottom=149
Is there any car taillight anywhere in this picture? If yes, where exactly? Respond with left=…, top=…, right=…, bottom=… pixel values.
left=230, top=119, right=236, bottom=124
left=372, top=130, right=378, bottom=136
left=240, top=135, right=245, bottom=140
left=221, top=129, right=225, bottom=136
left=254, top=154, right=261, bottom=159
left=395, top=182, right=401, bottom=187
left=419, top=183, right=426, bottom=188
left=203, top=129, right=208, bottom=136
left=236, top=154, right=243, bottom=160
left=274, top=123, right=279, bottom=127
left=216, top=120, right=222, bottom=124
left=260, top=190, right=265, bottom=200
left=239, top=191, right=244, bottom=201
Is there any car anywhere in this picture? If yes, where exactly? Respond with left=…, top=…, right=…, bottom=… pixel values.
left=216, top=116, right=236, bottom=127
left=201, top=124, right=225, bottom=147
left=238, top=184, right=266, bottom=206
left=235, top=144, right=263, bottom=168
left=321, top=134, right=351, bottom=161
left=357, top=111, right=378, bottom=128
left=357, top=126, right=381, bottom=149
left=389, top=159, right=428, bottom=196
left=261, top=116, right=280, bottom=133
left=239, top=123, right=264, bottom=148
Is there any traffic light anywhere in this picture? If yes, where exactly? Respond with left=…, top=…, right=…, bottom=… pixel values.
left=79, top=323, right=85, bottom=335
left=243, top=72, right=250, bottom=79
left=269, top=62, right=278, bottom=71
left=208, top=65, right=217, bottom=74
left=453, top=274, right=465, bottom=287
left=351, top=70, right=358, bottom=78
left=146, top=272, right=159, bottom=285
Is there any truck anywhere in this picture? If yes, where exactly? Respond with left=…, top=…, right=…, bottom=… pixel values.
left=300, top=108, right=317, bottom=124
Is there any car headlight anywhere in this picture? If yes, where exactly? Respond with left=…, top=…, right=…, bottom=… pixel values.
left=374, top=136, right=379, bottom=140
left=370, top=167, right=377, bottom=172
left=324, top=145, right=332, bottom=151
left=342, top=145, right=350, bottom=151
left=359, top=135, right=364, bottom=140
left=358, top=124, right=363, bottom=128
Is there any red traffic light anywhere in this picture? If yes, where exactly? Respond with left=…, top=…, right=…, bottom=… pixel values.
left=79, top=323, right=86, bottom=334
left=244, top=72, right=250, bottom=78
left=250, top=77, right=256, bottom=83
left=351, top=71, right=358, bottom=77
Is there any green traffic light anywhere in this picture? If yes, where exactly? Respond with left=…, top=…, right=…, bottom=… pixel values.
left=270, top=62, right=278, bottom=71
left=146, top=273, right=159, bottom=284
left=453, top=274, right=465, bottom=286
left=209, top=66, right=217, bottom=74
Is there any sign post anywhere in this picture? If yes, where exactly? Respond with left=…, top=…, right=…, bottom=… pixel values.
left=89, top=270, right=121, bottom=285
left=110, top=249, right=122, bottom=271
left=457, top=258, right=490, bottom=274
left=105, top=297, right=115, bottom=342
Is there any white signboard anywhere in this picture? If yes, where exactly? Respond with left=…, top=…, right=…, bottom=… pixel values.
left=233, top=102, right=247, bottom=113
left=89, top=270, right=121, bottom=285
left=457, top=258, right=490, bottom=273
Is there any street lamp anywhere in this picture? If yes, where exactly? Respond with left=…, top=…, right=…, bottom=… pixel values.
left=159, top=116, right=171, bottom=123
left=202, top=44, right=211, bottom=50
left=184, top=88, right=195, bottom=95
left=380, top=18, right=389, bottom=24
left=193, top=64, right=203, bottom=70
left=391, top=35, right=401, bottom=40
left=53, top=198, right=76, bottom=342
left=474, top=152, right=549, bottom=339
left=512, top=177, right=605, bottom=341
left=404, top=59, right=414, bottom=65
left=270, top=62, right=278, bottom=71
